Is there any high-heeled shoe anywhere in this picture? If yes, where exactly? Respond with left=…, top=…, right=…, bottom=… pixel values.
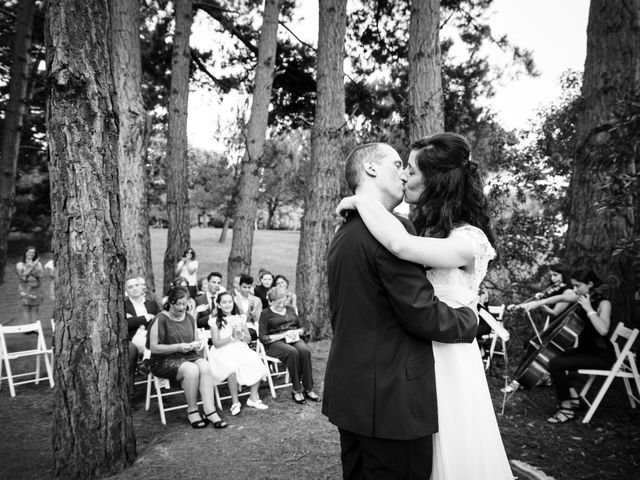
left=291, top=391, right=306, bottom=404
left=304, top=390, right=321, bottom=402
left=187, top=410, right=207, bottom=429
left=204, top=410, right=228, bottom=429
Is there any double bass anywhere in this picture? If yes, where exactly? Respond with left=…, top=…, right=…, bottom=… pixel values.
left=512, top=283, right=610, bottom=390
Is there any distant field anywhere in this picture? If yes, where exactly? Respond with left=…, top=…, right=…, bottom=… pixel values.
left=150, top=228, right=301, bottom=293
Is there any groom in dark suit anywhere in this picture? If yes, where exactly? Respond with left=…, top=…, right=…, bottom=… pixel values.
left=324, top=143, right=478, bottom=479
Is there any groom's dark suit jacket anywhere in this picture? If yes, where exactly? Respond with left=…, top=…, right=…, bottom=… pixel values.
left=323, top=213, right=477, bottom=440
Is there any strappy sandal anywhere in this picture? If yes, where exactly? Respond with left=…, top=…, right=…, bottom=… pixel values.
left=547, top=407, right=576, bottom=424
left=187, top=410, right=207, bottom=429
left=204, top=410, right=228, bottom=429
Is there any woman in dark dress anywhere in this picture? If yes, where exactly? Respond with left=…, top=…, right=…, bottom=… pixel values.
left=149, top=286, right=227, bottom=429
left=258, top=286, right=319, bottom=404
left=520, top=268, right=615, bottom=423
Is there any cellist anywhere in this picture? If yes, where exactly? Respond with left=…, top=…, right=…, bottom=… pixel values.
left=519, top=268, right=615, bottom=423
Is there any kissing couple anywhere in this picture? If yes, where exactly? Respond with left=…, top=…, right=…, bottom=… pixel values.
left=324, top=133, right=514, bottom=479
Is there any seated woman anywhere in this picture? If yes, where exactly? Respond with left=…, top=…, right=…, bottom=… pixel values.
left=208, top=291, right=269, bottom=416
left=148, top=286, right=227, bottom=429
left=273, top=274, right=298, bottom=314
left=520, top=268, right=615, bottom=423
left=162, top=277, right=196, bottom=317
left=521, top=262, right=574, bottom=319
left=259, top=286, right=318, bottom=404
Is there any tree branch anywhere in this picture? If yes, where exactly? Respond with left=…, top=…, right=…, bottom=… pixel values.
left=190, top=49, right=233, bottom=90
left=193, top=0, right=259, bottom=55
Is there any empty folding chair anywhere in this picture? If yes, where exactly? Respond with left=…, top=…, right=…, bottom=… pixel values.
left=578, top=322, right=640, bottom=423
left=0, top=321, right=54, bottom=397
left=480, top=304, right=509, bottom=372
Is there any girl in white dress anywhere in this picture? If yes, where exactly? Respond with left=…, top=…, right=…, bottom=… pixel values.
left=337, top=132, right=513, bottom=480
left=208, top=291, right=269, bottom=416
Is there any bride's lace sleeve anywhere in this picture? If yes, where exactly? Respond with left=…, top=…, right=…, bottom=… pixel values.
left=450, top=225, right=496, bottom=288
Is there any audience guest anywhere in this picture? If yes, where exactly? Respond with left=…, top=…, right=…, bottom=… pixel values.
left=125, top=275, right=161, bottom=383
left=233, top=274, right=262, bottom=341
left=16, top=246, right=44, bottom=326
left=164, top=277, right=196, bottom=317
left=520, top=268, right=615, bottom=423
left=208, top=291, right=269, bottom=416
left=259, top=286, right=318, bottom=404
left=274, top=274, right=298, bottom=314
left=253, top=269, right=274, bottom=309
left=148, top=286, right=227, bottom=429
left=194, top=272, right=227, bottom=328
left=197, top=276, right=208, bottom=296
left=137, top=275, right=149, bottom=297
left=174, top=248, right=199, bottom=298
left=44, top=259, right=55, bottom=300
left=232, top=275, right=241, bottom=296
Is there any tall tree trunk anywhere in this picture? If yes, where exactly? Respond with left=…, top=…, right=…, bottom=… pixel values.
left=111, top=0, right=155, bottom=295
left=162, top=0, right=193, bottom=293
left=226, top=0, right=281, bottom=282
left=296, top=0, right=347, bottom=340
left=564, top=0, right=640, bottom=326
left=407, top=0, right=443, bottom=142
left=0, top=0, right=35, bottom=284
left=266, top=198, right=278, bottom=229
left=46, top=0, right=136, bottom=477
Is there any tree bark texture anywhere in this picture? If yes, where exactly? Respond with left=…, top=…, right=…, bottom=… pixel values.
left=162, top=0, right=193, bottom=293
left=111, top=0, right=155, bottom=294
left=407, top=0, right=443, bottom=142
left=226, top=0, right=281, bottom=283
left=296, top=0, right=347, bottom=339
left=565, top=0, right=640, bottom=325
left=0, top=0, right=35, bottom=284
left=45, top=0, right=136, bottom=477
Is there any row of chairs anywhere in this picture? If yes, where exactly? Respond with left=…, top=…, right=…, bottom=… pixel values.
left=2, top=318, right=640, bottom=424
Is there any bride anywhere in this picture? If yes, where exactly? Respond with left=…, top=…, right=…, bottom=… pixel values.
left=337, top=132, right=513, bottom=480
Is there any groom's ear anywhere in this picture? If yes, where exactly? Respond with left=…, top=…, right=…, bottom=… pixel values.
left=363, top=159, right=378, bottom=177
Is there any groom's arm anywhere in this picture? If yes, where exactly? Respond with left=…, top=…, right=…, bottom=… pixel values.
left=375, top=244, right=478, bottom=343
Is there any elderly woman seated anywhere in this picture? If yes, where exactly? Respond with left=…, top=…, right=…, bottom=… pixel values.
left=148, top=286, right=227, bottom=429
left=259, top=286, right=319, bottom=404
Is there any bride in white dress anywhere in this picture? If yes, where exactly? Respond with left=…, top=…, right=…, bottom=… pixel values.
left=337, top=132, right=513, bottom=480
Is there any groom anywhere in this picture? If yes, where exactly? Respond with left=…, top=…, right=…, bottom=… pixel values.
left=324, top=143, right=478, bottom=479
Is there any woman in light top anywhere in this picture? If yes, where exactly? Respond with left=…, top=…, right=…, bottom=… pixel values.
left=174, top=248, right=199, bottom=298
left=336, top=132, right=512, bottom=479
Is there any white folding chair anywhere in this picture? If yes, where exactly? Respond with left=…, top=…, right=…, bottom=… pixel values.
left=480, top=304, right=509, bottom=372
left=256, top=339, right=291, bottom=399
left=578, top=322, right=640, bottom=423
left=144, top=371, right=200, bottom=425
left=0, top=321, right=54, bottom=397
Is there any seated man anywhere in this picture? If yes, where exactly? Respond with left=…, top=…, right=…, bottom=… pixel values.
left=233, top=274, right=262, bottom=341
left=194, top=271, right=227, bottom=329
left=125, top=275, right=161, bottom=381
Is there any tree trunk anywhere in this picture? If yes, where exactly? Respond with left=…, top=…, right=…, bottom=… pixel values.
left=219, top=216, right=231, bottom=243
left=564, top=0, right=640, bottom=326
left=226, top=0, right=281, bottom=281
left=407, top=0, right=443, bottom=142
left=162, top=0, right=193, bottom=293
left=266, top=198, right=278, bottom=229
left=296, top=0, right=347, bottom=340
left=111, top=0, right=155, bottom=295
left=46, top=0, right=135, bottom=477
left=0, top=0, right=35, bottom=284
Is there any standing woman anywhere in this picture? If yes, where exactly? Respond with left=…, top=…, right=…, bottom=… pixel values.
left=336, top=133, right=513, bottom=479
left=519, top=268, right=614, bottom=423
left=259, top=286, right=319, bottom=404
left=175, top=248, right=199, bottom=298
left=16, top=246, right=44, bottom=325
left=148, top=286, right=227, bottom=429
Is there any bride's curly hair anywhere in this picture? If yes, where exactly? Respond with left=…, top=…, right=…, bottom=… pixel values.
left=409, top=133, right=497, bottom=250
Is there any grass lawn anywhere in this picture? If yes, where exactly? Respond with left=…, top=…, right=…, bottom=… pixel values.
left=0, top=229, right=639, bottom=479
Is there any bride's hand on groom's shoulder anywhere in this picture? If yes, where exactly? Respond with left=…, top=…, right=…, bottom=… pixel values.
left=335, top=195, right=360, bottom=218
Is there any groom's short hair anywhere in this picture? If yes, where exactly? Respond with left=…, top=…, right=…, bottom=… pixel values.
left=344, top=143, right=391, bottom=193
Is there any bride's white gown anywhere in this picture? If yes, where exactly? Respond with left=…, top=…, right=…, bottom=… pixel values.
left=427, top=225, right=513, bottom=480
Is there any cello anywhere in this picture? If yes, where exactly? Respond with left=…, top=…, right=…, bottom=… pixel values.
left=511, top=282, right=612, bottom=390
